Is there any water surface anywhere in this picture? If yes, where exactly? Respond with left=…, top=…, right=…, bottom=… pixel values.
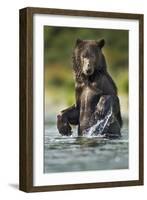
left=44, top=121, right=128, bottom=173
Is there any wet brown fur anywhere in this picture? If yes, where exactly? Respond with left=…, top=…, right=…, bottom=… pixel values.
left=57, top=39, right=122, bottom=136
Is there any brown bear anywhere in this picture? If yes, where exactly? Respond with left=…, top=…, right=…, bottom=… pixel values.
left=57, top=39, right=122, bottom=137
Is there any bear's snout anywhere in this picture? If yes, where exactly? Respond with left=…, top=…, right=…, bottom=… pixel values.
left=86, top=68, right=92, bottom=75
left=82, top=57, right=95, bottom=76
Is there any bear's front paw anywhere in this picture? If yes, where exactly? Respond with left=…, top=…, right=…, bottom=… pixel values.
left=57, top=115, right=72, bottom=136
left=94, top=108, right=105, bottom=120
left=94, top=95, right=112, bottom=120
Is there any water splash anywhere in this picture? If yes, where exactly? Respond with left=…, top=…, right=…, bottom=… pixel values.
left=83, top=107, right=114, bottom=137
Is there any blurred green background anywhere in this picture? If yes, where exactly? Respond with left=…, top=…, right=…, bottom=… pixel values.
left=44, top=26, right=128, bottom=121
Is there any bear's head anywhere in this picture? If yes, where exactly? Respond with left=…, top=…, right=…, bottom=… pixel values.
left=73, top=39, right=106, bottom=78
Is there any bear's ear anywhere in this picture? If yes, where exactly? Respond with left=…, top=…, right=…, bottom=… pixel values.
left=76, top=38, right=83, bottom=46
left=97, top=39, right=105, bottom=48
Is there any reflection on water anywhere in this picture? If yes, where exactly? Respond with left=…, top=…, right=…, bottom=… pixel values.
left=44, top=120, right=128, bottom=173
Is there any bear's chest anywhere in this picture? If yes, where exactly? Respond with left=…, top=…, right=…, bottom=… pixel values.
left=81, top=86, right=96, bottom=101
left=80, top=83, right=101, bottom=110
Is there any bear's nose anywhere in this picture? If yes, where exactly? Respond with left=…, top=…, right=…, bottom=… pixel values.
left=86, top=69, right=91, bottom=74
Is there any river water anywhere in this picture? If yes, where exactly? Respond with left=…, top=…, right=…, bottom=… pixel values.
left=44, top=119, right=128, bottom=173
